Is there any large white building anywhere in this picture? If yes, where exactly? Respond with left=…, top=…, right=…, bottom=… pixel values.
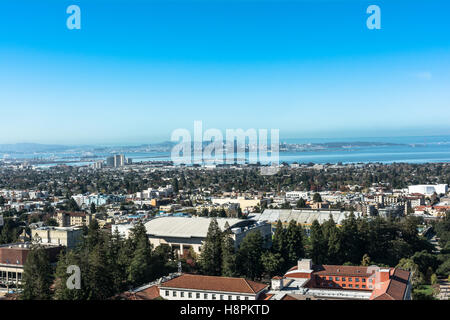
left=408, top=184, right=448, bottom=195
left=113, top=216, right=271, bottom=256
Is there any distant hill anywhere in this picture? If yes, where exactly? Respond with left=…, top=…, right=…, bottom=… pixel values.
left=0, top=143, right=71, bottom=153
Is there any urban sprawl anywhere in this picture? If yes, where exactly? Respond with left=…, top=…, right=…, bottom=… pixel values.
left=1, top=158, right=450, bottom=301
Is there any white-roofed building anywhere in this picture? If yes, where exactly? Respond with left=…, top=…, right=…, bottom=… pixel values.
left=114, top=216, right=271, bottom=257
left=408, top=184, right=448, bottom=195
left=255, top=209, right=364, bottom=233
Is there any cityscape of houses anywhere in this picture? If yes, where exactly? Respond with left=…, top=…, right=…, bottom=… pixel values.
left=0, top=159, right=449, bottom=301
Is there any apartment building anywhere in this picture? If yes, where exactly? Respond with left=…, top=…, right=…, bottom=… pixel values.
left=57, top=211, right=93, bottom=227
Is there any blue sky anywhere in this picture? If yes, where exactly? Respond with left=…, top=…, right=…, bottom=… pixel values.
left=0, top=0, right=449, bottom=145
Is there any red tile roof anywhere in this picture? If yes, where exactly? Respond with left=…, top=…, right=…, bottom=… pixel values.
left=117, top=285, right=161, bottom=300
left=159, top=274, right=268, bottom=295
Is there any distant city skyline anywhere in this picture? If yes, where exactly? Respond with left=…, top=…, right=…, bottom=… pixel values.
left=1, top=0, right=449, bottom=144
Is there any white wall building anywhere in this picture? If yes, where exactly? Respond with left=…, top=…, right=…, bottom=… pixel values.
left=408, top=184, right=448, bottom=195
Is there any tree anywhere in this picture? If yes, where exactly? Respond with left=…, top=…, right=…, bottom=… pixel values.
left=90, top=202, right=97, bottom=214
left=339, top=213, right=361, bottom=264
left=21, top=246, right=53, bottom=300
left=272, top=220, right=287, bottom=257
left=0, top=219, right=18, bottom=244
left=285, top=220, right=305, bottom=266
left=296, top=198, right=306, bottom=208
left=172, top=178, right=179, bottom=193
left=309, top=220, right=327, bottom=264
left=199, top=218, right=223, bottom=276
left=236, top=230, right=264, bottom=280
left=127, top=221, right=153, bottom=287
left=397, top=258, right=422, bottom=285
left=54, top=250, right=86, bottom=300
left=313, top=193, right=322, bottom=202
left=221, top=226, right=236, bottom=277
left=66, top=198, right=80, bottom=211
left=127, top=235, right=152, bottom=287
left=261, top=252, right=284, bottom=278
left=361, top=254, right=371, bottom=266
left=431, top=273, right=438, bottom=285
left=46, top=218, right=59, bottom=227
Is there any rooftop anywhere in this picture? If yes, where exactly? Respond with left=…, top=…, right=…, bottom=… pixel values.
left=144, top=216, right=252, bottom=238
left=159, top=273, right=268, bottom=295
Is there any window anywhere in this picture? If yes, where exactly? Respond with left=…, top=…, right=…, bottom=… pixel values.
left=165, top=291, right=169, bottom=296
left=196, top=293, right=200, bottom=298
left=369, top=278, right=373, bottom=283
left=328, top=277, right=333, bottom=281
left=335, top=277, right=340, bottom=281
left=212, top=294, right=216, bottom=300
left=356, top=285, right=359, bottom=288
left=228, top=295, right=232, bottom=300
left=342, top=284, right=346, bottom=287
left=204, top=293, right=208, bottom=299
left=362, top=285, right=366, bottom=289
left=362, top=278, right=366, bottom=283
left=348, top=277, right=352, bottom=281
left=349, top=284, right=353, bottom=288
left=236, top=296, right=240, bottom=300
left=245, top=297, right=249, bottom=300
left=188, top=292, right=192, bottom=298
left=173, top=291, right=177, bottom=297
left=342, top=277, right=346, bottom=281
left=220, top=295, right=224, bottom=300
left=355, top=278, right=360, bottom=282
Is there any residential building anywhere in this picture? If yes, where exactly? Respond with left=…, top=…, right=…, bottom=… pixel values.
left=57, top=211, right=93, bottom=227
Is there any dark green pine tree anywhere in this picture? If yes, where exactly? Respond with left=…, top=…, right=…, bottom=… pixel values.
left=106, top=228, right=129, bottom=293
left=221, top=224, right=236, bottom=277
left=340, top=212, right=361, bottom=264
left=285, top=220, right=305, bottom=266
left=172, top=178, right=179, bottom=193
left=84, top=219, right=101, bottom=251
left=272, top=220, right=287, bottom=257
left=296, top=198, right=306, bottom=208
left=261, top=251, right=284, bottom=278
left=85, top=242, right=115, bottom=299
left=199, top=218, right=223, bottom=276
left=127, top=222, right=153, bottom=287
left=236, top=230, right=264, bottom=280
left=310, top=220, right=327, bottom=264
left=53, top=250, right=87, bottom=300
left=21, top=246, right=53, bottom=300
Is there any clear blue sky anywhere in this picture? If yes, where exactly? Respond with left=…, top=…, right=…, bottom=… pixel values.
left=0, top=0, right=449, bottom=145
